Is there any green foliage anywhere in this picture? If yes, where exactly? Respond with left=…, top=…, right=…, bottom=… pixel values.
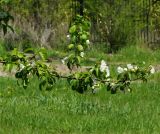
left=1, top=44, right=154, bottom=94
left=0, top=1, right=156, bottom=95
left=1, top=0, right=159, bottom=51
left=68, top=72, right=93, bottom=93
left=0, top=1, right=14, bottom=34
left=79, top=0, right=150, bottom=51
left=151, top=1, right=160, bottom=30
left=64, top=14, right=91, bottom=69
left=2, top=48, right=59, bottom=90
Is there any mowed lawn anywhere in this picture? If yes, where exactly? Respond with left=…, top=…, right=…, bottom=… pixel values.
left=0, top=72, right=160, bottom=134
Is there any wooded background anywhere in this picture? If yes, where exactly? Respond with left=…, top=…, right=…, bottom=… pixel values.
left=1, top=0, right=160, bottom=52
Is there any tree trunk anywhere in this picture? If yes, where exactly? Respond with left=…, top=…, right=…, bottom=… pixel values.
left=78, top=0, right=84, bottom=16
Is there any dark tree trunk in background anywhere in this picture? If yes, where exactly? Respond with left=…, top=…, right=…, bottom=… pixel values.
left=78, top=0, right=84, bottom=16
left=32, top=0, right=41, bottom=29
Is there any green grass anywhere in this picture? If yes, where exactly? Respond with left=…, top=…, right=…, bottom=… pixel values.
left=0, top=42, right=160, bottom=133
left=0, top=41, right=7, bottom=57
left=46, top=43, right=160, bottom=67
left=85, top=44, right=160, bottom=66
left=0, top=73, right=160, bottom=133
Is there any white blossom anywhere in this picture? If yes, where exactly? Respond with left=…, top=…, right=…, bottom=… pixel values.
left=80, top=52, right=84, bottom=57
left=134, top=66, right=138, bottom=70
left=61, top=57, right=68, bottom=65
left=130, top=65, right=138, bottom=72
left=100, top=60, right=110, bottom=78
left=92, top=80, right=100, bottom=94
left=150, top=66, right=155, bottom=74
left=106, top=78, right=110, bottom=82
left=100, top=60, right=107, bottom=72
left=127, top=64, right=134, bottom=70
left=61, top=60, right=65, bottom=65
left=19, top=64, right=25, bottom=70
left=86, top=40, right=90, bottom=45
left=117, top=66, right=124, bottom=74
left=106, top=66, right=110, bottom=78
left=67, top=35, right=70, bottom=40
left=111, top=83, right=115, bottom=86
left=124, top=68, right=128, bottom=71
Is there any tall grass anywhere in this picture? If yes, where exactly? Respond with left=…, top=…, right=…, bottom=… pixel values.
left=0, top=73, right=160, bottom=133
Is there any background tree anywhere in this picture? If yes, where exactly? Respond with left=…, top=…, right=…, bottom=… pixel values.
left=0, top=0, right=159, bottom=52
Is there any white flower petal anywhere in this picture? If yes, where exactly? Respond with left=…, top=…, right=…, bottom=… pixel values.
left=106, top=66, right=110, bottom=78
left=61, top=57, right=68, bottom=64
left=80, top=52, right=84, bottom=57
left=150, top=66, right=155, bottom=74
left=67, top=34, right=70, bottom=38
left=20, top=64, right=25, bottom=70
left=127, top=64, right=134, bottom=70
left=134, top=66, right=138, bottom=70
left=100, top=60, right=107, bottom=72
left=117, top=66, right=124, bottom=74
left=61, top=60, right=65, bottom=64
left=124, top=68, right=128, bottom=71
left=86, top=40, right=90, bottom=45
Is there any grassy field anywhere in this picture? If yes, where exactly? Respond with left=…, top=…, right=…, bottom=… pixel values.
left=0, top=75, right=160, bottom=134
left=0, top=44, right=160, bottom=134
left=47, top=43, right=160, bottom=67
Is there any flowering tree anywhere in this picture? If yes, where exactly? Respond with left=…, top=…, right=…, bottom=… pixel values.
left=0, top=1, right=155, bottom=94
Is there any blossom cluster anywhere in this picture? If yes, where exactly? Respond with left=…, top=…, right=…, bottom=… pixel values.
left=117, top=64, right=155, bottom=74
left=117, top=64, right=138, bottom=74
left=150, top=66, right=155, bottom=74
left=100, top=60, right=110, bottom=78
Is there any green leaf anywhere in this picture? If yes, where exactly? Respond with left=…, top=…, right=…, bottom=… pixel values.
left=71, top=35, right=76, bottom=43
left=5, top=63, right=13, bottom=72
left=17, top=53, right=24, bottom=58
left=75, top=73, right=80, bottom=79
left=77, top=56, right=81, bottom=64
left=96, top=68, right=99, bottom=77
left=38, top=48, right=47, bottom=61
left=11, top=48, right=17, bottom=55
left=70, top=80, right=79, bottom=90
left=107, top=84, right=111, bottom=91
left=15, top=72, right=22, bottom=78
left=39, top=80, right=46, bottom=90
left=69, top=25, right=76, bottom=33
left=23, top=78, right=29, bottom=89
left=80, top=34, right=87, bottom=40
left=77, top=45, right=83, bottom=51
left=85, top=77, right=90, bottom=83
left=24, top=48, right=34, bottom=53
left=68, top=44, right=74, bottom=50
